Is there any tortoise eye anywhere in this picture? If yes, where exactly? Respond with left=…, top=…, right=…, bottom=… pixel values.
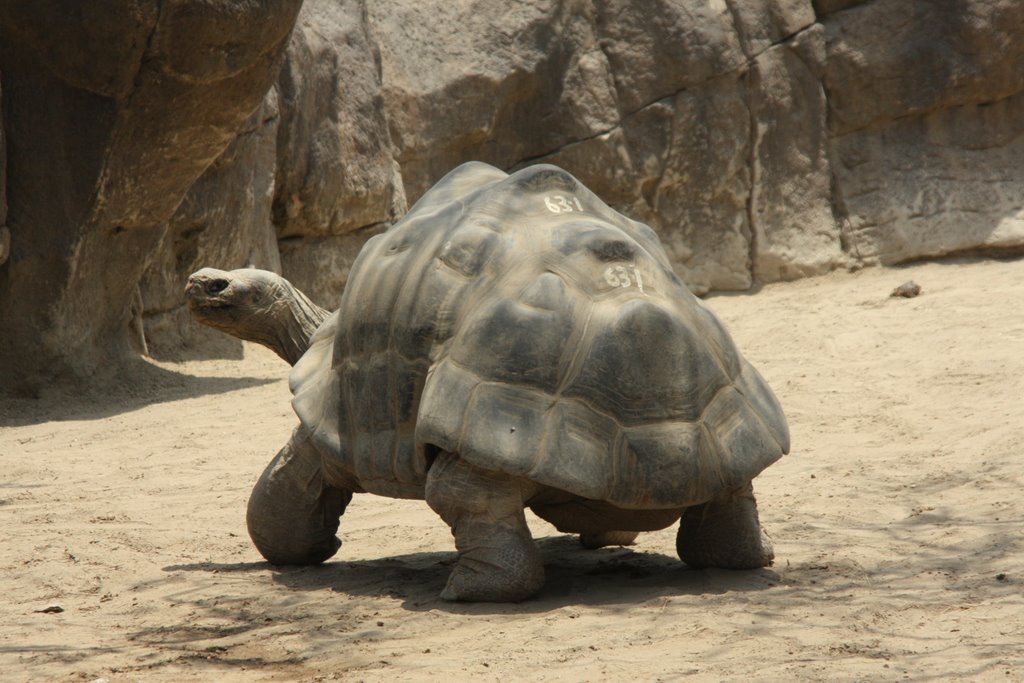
left=207, top=279, right=229, bottom=294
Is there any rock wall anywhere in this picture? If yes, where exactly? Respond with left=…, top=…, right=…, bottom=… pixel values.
left=824, top=0, right=1024, bottom=263
left=2, top=0, right=1023, bottom=389
left=143, top=0, right=1024, bottom=346
left=0, top=0, right=303, bottom=393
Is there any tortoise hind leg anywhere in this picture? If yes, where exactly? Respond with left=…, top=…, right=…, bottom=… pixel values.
left=578, top=530, right=639, bottom=549
left=247, top=427, right=351, bottom=565
left=425, top=451, right=543, bottom=602
left=676, top=481, right=774, bottom=569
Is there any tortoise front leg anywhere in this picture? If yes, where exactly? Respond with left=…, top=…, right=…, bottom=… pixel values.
left=246, top=426, right=351, bottom=565
left=425, top=451, right=544, bottom=602
left=675, top=481, right=774, bottom=569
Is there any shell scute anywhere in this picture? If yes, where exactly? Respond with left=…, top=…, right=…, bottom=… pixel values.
left=519, top=272, right=569, bottom=311
left=416, top=359, right=476, bottom=451
left=617, top=422, right=707, bottom=508
left=458, top=382, right=551, bottom=477
left=566, top=298, right=732, bottom=423
left=510, top=165, right=579, bottom=194
left=529, top=400, right=618, bottom=501
left=341, top=355, right=390, bottom=433
left=701, top=384, right=787, bottom=478
left=554, top=222, right=638, bottom=263
left=438, top=225, right=500, bottom=278
left=451, top=297, right=572, bottom=392
left=391, top=260, right=467, bottom=361
left=736, top=364, right=791, bottom=452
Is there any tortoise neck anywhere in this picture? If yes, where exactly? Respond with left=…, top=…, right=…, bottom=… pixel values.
left=264, top=282, right=330, bottom=365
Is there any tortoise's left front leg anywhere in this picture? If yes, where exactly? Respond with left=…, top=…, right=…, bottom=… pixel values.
left=247, top=426, right=352, bottom=565
left=425, top=452, right=544, bottom=602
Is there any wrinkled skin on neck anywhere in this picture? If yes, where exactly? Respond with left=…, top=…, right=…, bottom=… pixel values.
left=185, top=268, right=330, bottom=365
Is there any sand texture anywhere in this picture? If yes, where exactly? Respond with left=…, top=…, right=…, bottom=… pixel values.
left=2, top=258, right=1022, bottom=681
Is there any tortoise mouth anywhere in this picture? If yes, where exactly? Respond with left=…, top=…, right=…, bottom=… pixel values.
left=187, top=297, right=234, bottom=313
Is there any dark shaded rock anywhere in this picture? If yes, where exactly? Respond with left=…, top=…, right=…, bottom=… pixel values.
left=278, top=226, right=388, bottom=310
left=812, top=0, right=865, bottom=15
left=0, top=79, right=6, bottom=261
left=823, top=0, right=1024, bottom=135
left=0, top=0, right=303, bottom=393
left=0, top=227, right=9, bottom=267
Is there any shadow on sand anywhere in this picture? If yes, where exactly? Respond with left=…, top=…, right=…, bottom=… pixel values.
left=164, top=534, right=780, bottom=617
left=0, top=355, right=278, bottom=427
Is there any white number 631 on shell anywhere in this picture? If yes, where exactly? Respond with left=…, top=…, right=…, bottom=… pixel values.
left=603, top=265, right=644, bottom=292
left=543, top=195, right=584, bottom=214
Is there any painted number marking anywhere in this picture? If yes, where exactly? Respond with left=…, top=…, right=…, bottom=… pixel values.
left=543, top=195, right=584, bottom=214
left=604, top=265, right=644, bottom=292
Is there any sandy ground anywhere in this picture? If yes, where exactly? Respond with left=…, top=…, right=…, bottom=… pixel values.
left=1, top=257, right=1022, bottom=682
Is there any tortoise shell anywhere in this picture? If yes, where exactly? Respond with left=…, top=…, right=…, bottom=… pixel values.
left=290, top=162, right=789, bottom=508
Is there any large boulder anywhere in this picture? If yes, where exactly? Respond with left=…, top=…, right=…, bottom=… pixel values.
left=139, top=0, right=405, bottom=344
left=823, top=0, right=1024, bottom=263
left=368, top=1, right=621, bottom=203
left=0, top=0, right=303, bottom=393
left=0, top=80, right=7, bottom=267
left=749, top=25, right=842, bottom=282
left=140, top=93, right=284, bottom=361
left=357, top=0, right=846, bottom=293
left=273, top=0, right=405, bottom=305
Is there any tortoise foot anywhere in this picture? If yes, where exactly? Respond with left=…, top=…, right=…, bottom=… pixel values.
left=440, top=522, right=544, bottom=602
left=676, top=482, right=774, bottom=569
left=427, top=451, right=544, bottom=602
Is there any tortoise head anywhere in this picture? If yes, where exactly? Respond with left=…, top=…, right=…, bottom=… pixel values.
left=186, top=267, right=283, bottom=332
left=186, top=267, right=330, bottom=365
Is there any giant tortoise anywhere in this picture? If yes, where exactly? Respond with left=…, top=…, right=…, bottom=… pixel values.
left=186, top=162, right=790, bottom=602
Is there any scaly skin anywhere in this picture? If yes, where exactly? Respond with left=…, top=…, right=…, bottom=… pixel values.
left=185, top=268, right=329, bottom=365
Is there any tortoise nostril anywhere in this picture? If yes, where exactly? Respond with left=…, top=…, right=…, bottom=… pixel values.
left=207, top=279, right=229, bottom=294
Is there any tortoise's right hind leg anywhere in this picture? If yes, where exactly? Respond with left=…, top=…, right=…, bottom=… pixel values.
left=247, top=427, right=351, bottom=565
left=675, top=481, right=774, bottom=569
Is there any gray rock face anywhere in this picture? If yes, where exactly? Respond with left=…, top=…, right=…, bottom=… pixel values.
left=137, top=0, right=404, bottom=357
left=836, top=93, right=1024, bottom=264
left=750, top=25, right=842, bottom=281
left=2, top=0, right=1023, bottom=391
left=823, top=0, right=1024, bottom=264
left=274, top=0, right=405, bottom=241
